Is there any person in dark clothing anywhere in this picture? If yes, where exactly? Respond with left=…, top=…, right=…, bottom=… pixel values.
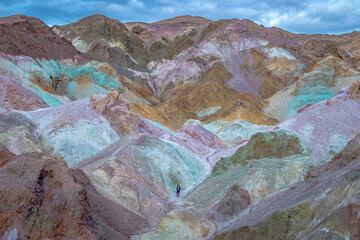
left=176, top=184, right=181, bottom=198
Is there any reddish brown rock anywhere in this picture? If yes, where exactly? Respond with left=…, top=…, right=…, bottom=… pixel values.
left=0, top=152, right=148, bottom=239
left=206, top=185, right=251, bottom=223
left=0, top=76, right=48, bottom=111
left=301, top=39, right=342, bottom=59
left=348, top=81, right=360, bottom=100
left=152, top=15, right=212, bottom=25
left=91, top=92, right=140, bottom=136
left=297, top=103, right=312, bottom=113
left=0, top=147, right=15, bottom=168
left=0, top=15, right=86, bottom=61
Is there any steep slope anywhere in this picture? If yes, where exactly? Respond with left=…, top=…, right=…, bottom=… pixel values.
left=185, top=130, right=310, bottom=210
left=0, top=112, right=41, bottom=155
left=0, top=148, right=149, bottom=239
left=135, top=82, right=360, bottom=239
left=0, top=91, right=233, bottom=231
left=273, top=81, right=360, bottom=162
left=0, top=15, right=85, bottom=60
left=76, top=133, right=209, bottom=224
left=0, top=68, right=48, bottom=112
left=10, top=14, right=355, bottom=130
left=6, top=90, right=230, bottom=168
left=53, top=14, right=149, bottom=83
left=139, top=82, right=360, bottom=239
left=126, top=17, right=358, bottom=105
left=125, top=15, right=215, bottom=63
left=90, top=91, right=228, bottom=162
left=0, top=52, right=153, bottom=111
left=185, top=82, right=360, bottom=210
left=53, top=15, right=310, bottom=101
left=22, top=99, right=121, bottom=166
left=214, top=133, right=360, bottom=240
left=131, top=62, right=278, bottom=130
left=142, top=19, right=303, bottom=98
left=266, top=56, right=360, bottom=120
left=0, top=15, right=98, bottom=111
left=0, top=15, right=154, bottom=113
left=49, top=15, right=359, bottom=110
left=141, top=19, right=349, bottom=98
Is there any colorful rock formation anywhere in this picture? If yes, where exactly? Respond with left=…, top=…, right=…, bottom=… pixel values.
left=214, top=134, right=360, bottom=240
left=0, top=13, right=360, bottom=240
left=266, top=56, right=360, bottom=120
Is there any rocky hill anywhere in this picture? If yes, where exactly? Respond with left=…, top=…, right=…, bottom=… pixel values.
left=0, top=14, right=359, bottom=239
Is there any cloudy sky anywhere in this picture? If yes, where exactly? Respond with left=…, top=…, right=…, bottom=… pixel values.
left=0, top=0, right=358, bottom=34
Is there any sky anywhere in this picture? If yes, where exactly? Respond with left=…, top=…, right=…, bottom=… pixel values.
left=0, top=0, right=359, bottom=34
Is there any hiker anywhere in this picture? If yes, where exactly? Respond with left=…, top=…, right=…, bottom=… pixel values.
left=176, top=184, right=181, bottom=198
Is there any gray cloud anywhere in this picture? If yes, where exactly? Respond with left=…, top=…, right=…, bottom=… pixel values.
left=0, top=0, right=358, bottom=34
